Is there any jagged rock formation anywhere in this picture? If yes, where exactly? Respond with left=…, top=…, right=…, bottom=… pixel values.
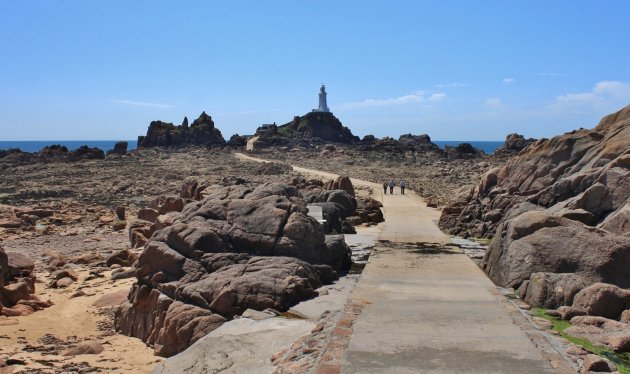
left=107, top=141, right=128, bottom=156
left=444, top=143, right=483, bottom=159
left=137, top=112, right=226, bottom=148
left=355, top=134, right=442, bottom=153
left=252, top=112, right=359, bottom=148
left=0, top=145, right=106, bottom=163
left=493, top=133, right=537, bottom=156
left=439, top=105, right=630, bottom=309
left=115, top=182, right=351, bottom=356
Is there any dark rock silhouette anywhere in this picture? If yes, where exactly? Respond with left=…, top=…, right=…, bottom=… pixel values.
left=137, top=112, right=226, bottom=148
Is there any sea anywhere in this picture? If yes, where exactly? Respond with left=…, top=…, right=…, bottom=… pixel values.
left=432, top=141, right=504, bottom=154
left=0, top=140, right=505, bottom=154
left=0, top=140, right=138, bottom=153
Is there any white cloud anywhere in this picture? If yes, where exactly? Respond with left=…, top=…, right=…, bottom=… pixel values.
left=435, top=82, right=468, bottom=88
left=112, top=99, right=173, bottom=108
left=593, top=81, right=630, bottom=96
left=502, top=78, right=515, bottom=84
left=429, top=93, right=446, bottom=102
left=339, top=91, right=445, bottom=109
left=555, top=81, right=630, bottom=106
left=484, top=97, right=502, bottom=109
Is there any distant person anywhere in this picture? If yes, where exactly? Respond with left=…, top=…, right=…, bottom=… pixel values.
left=383, top=182, right=388, bottom=195
left=400, top=180, right=406, bottom=195
left=389, top=179, right=395, bottom=194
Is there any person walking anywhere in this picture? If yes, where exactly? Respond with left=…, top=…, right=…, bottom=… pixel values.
left=383, top=182, right=388, bottom=195
left=400, top=180, right=406, bottom=195
left=388, top=179, right=395, bottom=194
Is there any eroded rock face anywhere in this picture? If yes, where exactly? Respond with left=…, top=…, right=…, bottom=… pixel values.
left=482, top=211, right=630, bottom=289
left=493, top=133, right=537, bottom=157
left=440, top=105, right=630, bottom=308
left=441, top=105, right=630, bottom=239
left=115, top=182, right=350, bottom=356
left=137, top=112, right=226, bottom=148
left=253, top=112, right=359, bottom=148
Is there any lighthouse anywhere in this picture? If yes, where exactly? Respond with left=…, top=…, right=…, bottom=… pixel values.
left=316, top=85, right=330, bottom=113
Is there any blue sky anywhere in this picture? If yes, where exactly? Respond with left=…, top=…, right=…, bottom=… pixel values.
left=1, top=1, right=630, bottom=141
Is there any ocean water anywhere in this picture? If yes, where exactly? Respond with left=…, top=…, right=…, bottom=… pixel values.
left=0, top=140, right=137, bottom=153
left=0, top=140, right=505, bottom=154
left=433, top=141, right=504, bottom=154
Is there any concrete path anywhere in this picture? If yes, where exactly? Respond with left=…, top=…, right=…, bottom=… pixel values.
left=234, top=153, right=564, bottom=373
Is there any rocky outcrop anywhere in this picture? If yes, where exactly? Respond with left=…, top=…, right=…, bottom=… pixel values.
left=493, top=133, right=537, bottom=156
left=323, top=176, right=355, bottom=197
left=107, top=141, right=128, bottom=156
left=440, top=105, right=630, bottom=308
left=571, top=283, right=630, bottom=320
left=1, top=245, right=52, bottom=315
left=519, top=272, right=589, bottom=309
left=444, top=143, right=483, bottom=159
left=483, top=211, right=630, bottom=289
left=253, top=112, right=359, bottom=148
left=355, top=134, right=442, bottom=154
left=137, top=112, right=226, bottom=148
left=115, top=182, right=351, bottom=356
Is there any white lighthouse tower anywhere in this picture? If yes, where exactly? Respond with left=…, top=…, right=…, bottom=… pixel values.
left=316, top=85, right=330, bottom=113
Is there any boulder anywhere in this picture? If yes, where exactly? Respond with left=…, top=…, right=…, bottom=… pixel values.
left=571, top=283, right=630, bottom=319
left=558, top=306, right=587, bottom=320
left=106, top=249, right=138, bottom=268
left=149, top=195, right=184, bottom=214
left=1, top=281, right=31, bottom=306
left=566, top=316, right=630, bottom=354
left=55, top=277, right=74, bottom=287
left=115, top=183, right=350, bottom=356
left=129, top=218, right=154, bottom=248
left=482, top=211, right=630, bottom=289
left=138, top=208, right=160, bottom=223
left=519, top=272, right=589, bottom=309
left=62, top=341, right=104, bottom=356
left=323, top=176, right=355, bottom=197
left=582, top=354, right=613, bottom=373
left=1, top=303, right=34, bottom=317
left=115, top=286, right=228, bottom=357
left=137, top=112, right=226, bottom=148
left=6, top=252, right=33, bottom=279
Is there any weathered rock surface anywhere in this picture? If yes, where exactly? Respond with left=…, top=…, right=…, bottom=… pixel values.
left=571, top=283, right=630, bottom=319
left=62, top=341, right=105, bottom=356
left=441, top=105, right=630, bottom=309
left=137, top=111, right=226, bottom=148
left=483, top=211, right=630, bottom=289
left=566, top=316, right=630, bottom=354
left=115, top=182, right=350, bottom=356
left=518, top=272, right=589, bottom=309
left=493, top=133, right=537, bottom=157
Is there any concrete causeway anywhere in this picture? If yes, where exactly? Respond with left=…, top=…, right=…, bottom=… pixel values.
left=233, top=153, right=569, bottom=373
